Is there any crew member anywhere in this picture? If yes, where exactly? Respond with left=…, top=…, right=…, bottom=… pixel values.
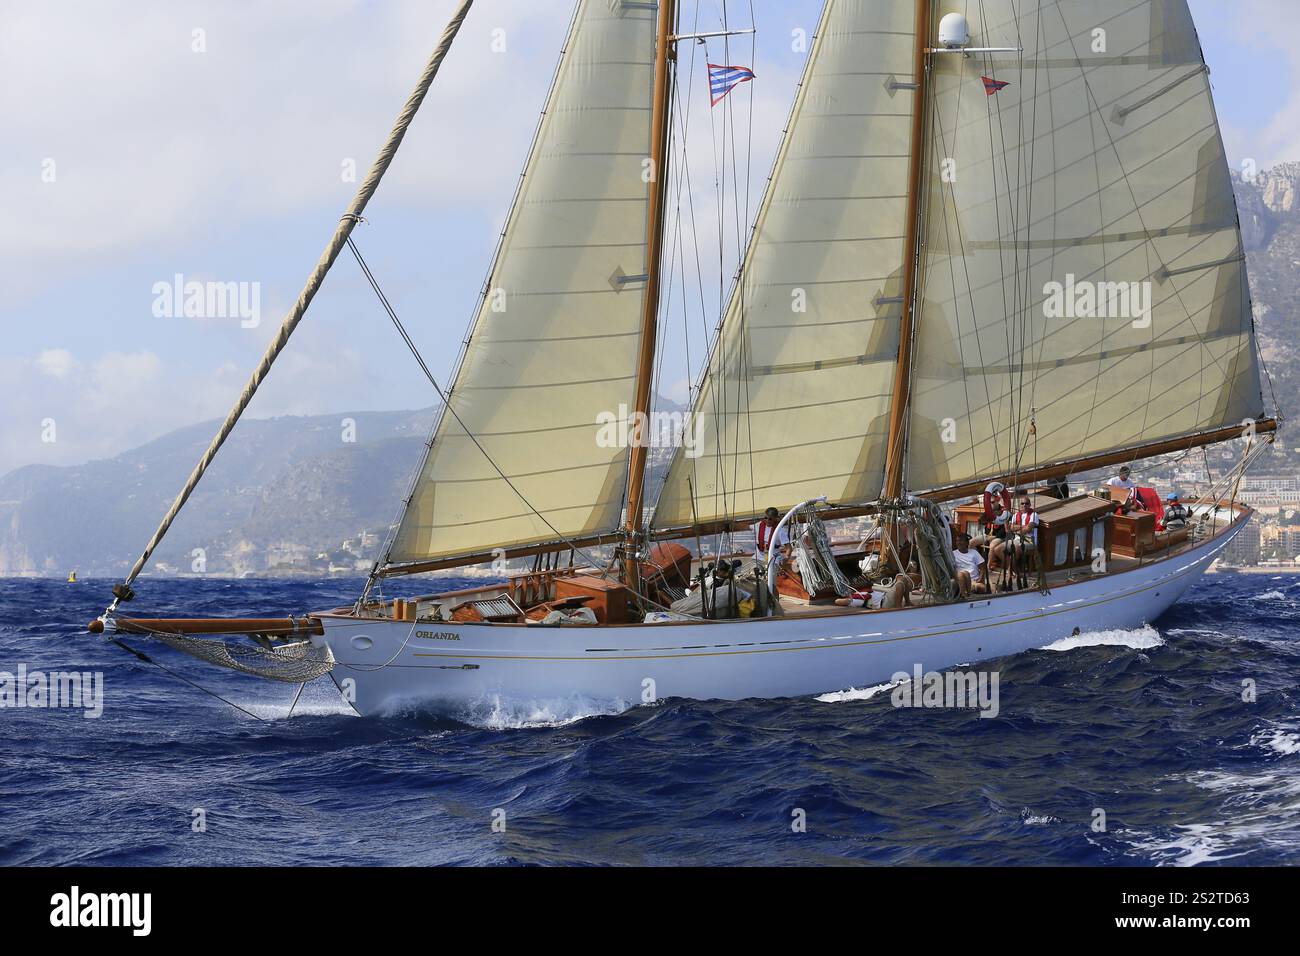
left=951, top=534, right=987, bottom=597
left=1163, top=493, right=1191, bottom=531
left=753, top=506, right=791, bottom=563
left=1009, top=496, right=1040, bottom=546
left=1107, top=466, right=1136, bottom=492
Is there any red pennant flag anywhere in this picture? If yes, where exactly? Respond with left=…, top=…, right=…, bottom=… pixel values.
left=982, top=76, right=1011, bottom=96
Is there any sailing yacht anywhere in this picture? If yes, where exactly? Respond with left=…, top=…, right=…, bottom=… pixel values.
left=90, top=0, right=1279, bottom=717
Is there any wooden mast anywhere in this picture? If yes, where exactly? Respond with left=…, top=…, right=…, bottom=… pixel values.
left=623, top=0, right=677, bottom=590
left=881, top=0, right=933, bottom=502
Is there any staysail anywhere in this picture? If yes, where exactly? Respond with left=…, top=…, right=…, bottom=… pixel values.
left=386, top=0, right=659, bottom=565
left=652, top=0, right=922, bottom=531
left=905, top=0, right=1266, bottom=495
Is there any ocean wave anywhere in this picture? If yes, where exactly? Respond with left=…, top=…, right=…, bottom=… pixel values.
left=1253, top=589, right=1288, bottom=602
left=1020, top=808, right=1062, bottom=826
left=447, top=694, right=638, bottom=730
left=1125, top=762, right=1300, bottom=865
left=1039, top=624, right=1165, bottom=652
left=1250, top=724, right=1300, bottom=756
left=816, top=678, right=907, bottom=704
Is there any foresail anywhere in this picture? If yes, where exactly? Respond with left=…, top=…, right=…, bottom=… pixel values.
left=906, top=0, right=1265, bottom=494
left=388, top=0, right=657, bottom=564
left=652, top=0, right=919, bottom=530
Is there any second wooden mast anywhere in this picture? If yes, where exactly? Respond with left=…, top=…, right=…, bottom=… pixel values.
left=623, top=0, right=677, bottom=590
left=881, top=0, right=933, bottom=503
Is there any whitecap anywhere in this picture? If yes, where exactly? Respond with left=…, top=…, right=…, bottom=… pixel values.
left=237, top=680, right=357, bottom=719
left=243, top=700, right=357, bottom=719
left=1039, top=624, right=1165, bottom=652
left=1020, top=808, right=1061, bottom=825
left=452, top=694, right=637, bottom=730
left=1250, top=724, right=1300, bottom=756
left=1123, top=765, right=1300, bottom=864
left=1253, top=589, right=1288, bottom=601
left=816, top=677, right=908, bottom=703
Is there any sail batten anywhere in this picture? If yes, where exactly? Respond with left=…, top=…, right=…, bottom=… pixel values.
left=386, top=0, right=660, bottom=565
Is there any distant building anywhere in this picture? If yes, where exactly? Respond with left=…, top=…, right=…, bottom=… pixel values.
left=1222, top=521, right=1261, bottom=566
left=1281, top=525, right=1300, bottom=560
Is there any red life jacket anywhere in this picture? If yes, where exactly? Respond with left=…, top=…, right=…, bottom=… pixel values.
left=756, top=520, right=775, bottom=553
left=1011, top=509, right=1038, bottom=536
left=983, top=488, right=1012, bottom=525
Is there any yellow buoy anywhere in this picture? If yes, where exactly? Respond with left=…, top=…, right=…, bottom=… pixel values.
left=67, top=571, right=77, bottom=583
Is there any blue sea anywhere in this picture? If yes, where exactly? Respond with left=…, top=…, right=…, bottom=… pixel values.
left=1, top=573, right=1297, bottom=866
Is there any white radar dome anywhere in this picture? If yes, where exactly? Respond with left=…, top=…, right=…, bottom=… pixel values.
left=938, top=13, right=970, bottom=49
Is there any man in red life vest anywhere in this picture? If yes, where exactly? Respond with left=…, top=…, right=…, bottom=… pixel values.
left=1008, top=496, right=1040, bottom=590
left=753, top=506, right=791, bottom=564
left=1010, top=496, right=1040, bottom=545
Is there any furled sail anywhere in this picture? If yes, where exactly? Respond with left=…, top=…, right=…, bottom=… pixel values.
left=652, top=0, right=920, bottom=531
left=905, top=0, right=1265, bottom=494
left=387, top=0, right=657, bottom=564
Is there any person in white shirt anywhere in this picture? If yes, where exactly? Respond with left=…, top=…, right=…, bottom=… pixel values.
left=951, top=534, right=986, bottom=597
left=752, top=507, right=790, bottom=563
left=1107, top=466, right=1136, bottom=491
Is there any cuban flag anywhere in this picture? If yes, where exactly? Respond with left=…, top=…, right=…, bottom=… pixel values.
left=709, top=63, right=755, bottom=106
left=982, top=75, right=1011, bottom=96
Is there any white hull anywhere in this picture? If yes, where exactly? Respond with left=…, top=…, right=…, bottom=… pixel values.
left=316, top=514, right=1249, bottom=717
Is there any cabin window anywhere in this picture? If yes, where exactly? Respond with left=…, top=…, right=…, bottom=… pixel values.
left=1054, top=534, right=1069, bottom=567
left=1092, top=519, right=1107, bottom=554
left=1073, top=526, right=1087, bottom=563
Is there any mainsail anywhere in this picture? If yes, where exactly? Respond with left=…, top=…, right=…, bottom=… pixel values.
left=905, top=0, right=1266, bottom=494
left=653, top=0, right=922, bottom=531
left=387, top=0, right=659, bottom=565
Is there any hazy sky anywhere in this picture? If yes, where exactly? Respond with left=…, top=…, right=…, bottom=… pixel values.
left=2, top=0, right=1293, bottom=475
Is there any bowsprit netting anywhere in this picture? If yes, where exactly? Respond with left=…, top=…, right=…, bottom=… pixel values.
left=146, top=631, right=335, bottom=683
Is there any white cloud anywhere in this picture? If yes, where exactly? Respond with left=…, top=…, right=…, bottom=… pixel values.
left=36, top=349, right=75, bottom=379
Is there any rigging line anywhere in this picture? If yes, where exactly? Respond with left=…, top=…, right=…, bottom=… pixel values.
left=975, top=2, right=1019, bottom=479
left=738, top=0, right=759, bottom=520
left=932, top=33, right=1006, bottom=478
left=106, top=0, right=476, bottom=606
left=344, top=235, right=673, bottom=611
left=719, top=0, right=748, bottom=523
left=107, top=638, right=267, bottom=721
left=675, top=10, right=727, bottom=530
left=1025, top=0, right=1058, bottom=437
left=1003, top=3, right=1030, bottom=486
left=935, top=111, right=989, bottom=484
left=719, top=2, right=742, bottom=530
left=1003, top=0, right=1034, bottom=481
